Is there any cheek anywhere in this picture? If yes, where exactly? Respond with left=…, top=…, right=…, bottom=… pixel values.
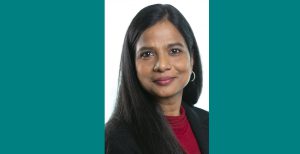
left=135, top=61, right=152, bottom=80
left=135, top=63, right=143, bottom=80
left=172, top=56, right=193, bottom=74
left=179, top=62, right=193, bottom=86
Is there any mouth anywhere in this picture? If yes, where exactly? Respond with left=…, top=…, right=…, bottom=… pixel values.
left=153, top=77, right=175, bottom=86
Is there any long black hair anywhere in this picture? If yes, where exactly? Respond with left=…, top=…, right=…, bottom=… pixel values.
left=106, top=4, right=202, bottom=154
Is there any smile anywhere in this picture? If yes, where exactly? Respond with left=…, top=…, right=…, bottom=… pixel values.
left=153, top=77, right=175, bottom=86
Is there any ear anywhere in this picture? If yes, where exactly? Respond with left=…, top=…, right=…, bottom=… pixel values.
left=190, top=55, right=194, bottom=70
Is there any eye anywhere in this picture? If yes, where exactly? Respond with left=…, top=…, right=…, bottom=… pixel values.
left=169, top=48, right=182, bottom=55
left=140, top=50, right=154, bottom=58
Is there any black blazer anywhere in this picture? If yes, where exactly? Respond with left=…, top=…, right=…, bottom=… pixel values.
left=105, top=103, right=209, bottom=154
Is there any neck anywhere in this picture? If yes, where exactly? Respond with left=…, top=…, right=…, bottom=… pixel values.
left=157, top=94, right=182, bottom=116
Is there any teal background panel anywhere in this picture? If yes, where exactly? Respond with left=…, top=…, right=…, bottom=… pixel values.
left=210, top=0, right=300, bottom=153
left=0, top=0, right=104, bottom=153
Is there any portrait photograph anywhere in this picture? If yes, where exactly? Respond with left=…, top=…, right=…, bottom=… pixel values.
left=105, top=0, right=209, bottom=153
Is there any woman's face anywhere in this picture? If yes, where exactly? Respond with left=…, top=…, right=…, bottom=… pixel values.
left=135, top=20, right=193, bottom=100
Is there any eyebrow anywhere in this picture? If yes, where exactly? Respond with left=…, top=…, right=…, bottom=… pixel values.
left=167, top=42, right=185, bottom=48
left=136, top=42, right=185, bottom=53
left=136, top=47, right=155, bottom=53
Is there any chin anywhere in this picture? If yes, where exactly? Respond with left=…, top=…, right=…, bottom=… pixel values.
left=154, top=90, right=180, bottom=99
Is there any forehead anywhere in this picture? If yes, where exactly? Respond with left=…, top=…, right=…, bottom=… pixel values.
left=136, top=20, right=187, bottom=49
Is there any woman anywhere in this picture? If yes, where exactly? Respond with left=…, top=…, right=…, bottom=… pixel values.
left=105, top=4, right=208, bottom=154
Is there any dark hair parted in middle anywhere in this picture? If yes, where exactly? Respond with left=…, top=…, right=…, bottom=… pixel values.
left=107, top=4, right=202, bottom=154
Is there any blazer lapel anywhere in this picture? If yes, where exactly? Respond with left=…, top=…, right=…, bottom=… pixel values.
left=183, top=103, right=209, bottom=154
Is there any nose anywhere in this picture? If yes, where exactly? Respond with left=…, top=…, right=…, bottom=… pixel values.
left=153, top=53, right=171, bottom=72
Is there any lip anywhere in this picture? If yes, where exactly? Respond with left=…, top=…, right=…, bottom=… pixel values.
left=153, top=76, right=175, bottom=86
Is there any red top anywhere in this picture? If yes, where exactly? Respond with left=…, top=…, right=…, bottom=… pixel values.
left=165, top=106, right=201, bottom=154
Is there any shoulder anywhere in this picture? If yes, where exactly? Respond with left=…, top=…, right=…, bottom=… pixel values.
left=183, top=103, right=209, bottom=126
left=105, top=119, right=141, bottom=154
